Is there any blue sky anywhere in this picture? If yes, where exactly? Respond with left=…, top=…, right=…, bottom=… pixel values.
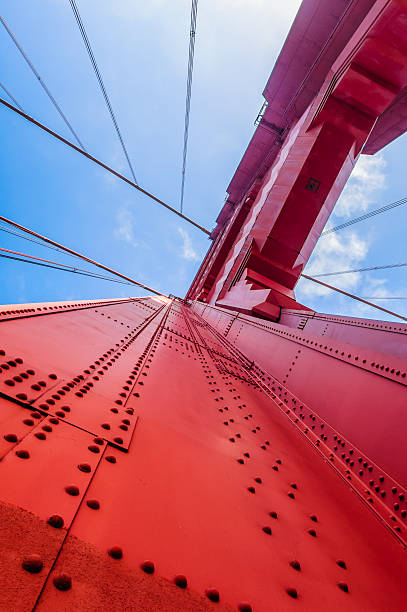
left=0, top=1, right=406, bottom=323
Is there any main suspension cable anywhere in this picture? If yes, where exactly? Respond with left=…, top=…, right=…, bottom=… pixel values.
left=68, top=0, right=138, bottom=183
left=180, top=0, right=199, bottom=213
left=321, top=196, right=407, bottom=236
left=0, top=97, right=211, bottom=235
left=0, top=14, right=86, bottom=150
left=300, top=274, right=407, bottom=322
left=0, top=215, right=165, bottom=296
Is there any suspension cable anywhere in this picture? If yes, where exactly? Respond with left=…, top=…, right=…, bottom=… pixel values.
left=180, top=0, right=199, bottom=213
left=311, top=262, right=407, bottom=278
left=0, top=247, right=134, bottom=286
left=0, top=97, right=211, bottom=235
left=300, top=274, right=407, bottom=322
left=0, top=14, right=86, bottom=150
left=68, top=0, right=138, bottom=184
left=0, top=223, right=72, bottom=255
left=321, top=196, right=407, bottom=236
left=0, top=215, right=165, bottom=296
left=0, top=81, right=24, bottom=111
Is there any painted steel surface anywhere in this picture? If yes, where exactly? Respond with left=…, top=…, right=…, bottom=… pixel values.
left=191, top=301, right=407, bottom=526
left=0, top=296, right=406, bottom=611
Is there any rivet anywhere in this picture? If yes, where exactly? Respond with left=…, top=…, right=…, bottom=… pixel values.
left=49, top=418, right=59, bottom=425
left=337, top=582, right=349, bottom=593
left=101, top=423, right=111, bottom=430
left=337, top=560, right=347, bottom=569
left=4, top=433, right=17, bottom=443
left=288, top=492, right=295, bottom=499
left=77, top=463, right=91, bottom=473
left=205, top=589, right=219, bottom=602
left=269, top=511, right=278, bottom=519
left=286, top=587, right=298, bottom=598
left=16, top=393, right=28, bottom=401
left=86, top=499, right=100, bottom=510
left=140, top=560, right=155, bottom=574
left=254, top=477, right=262, bottom=484
left=309, top=515, right=318, bottom=522
left=105, top=456, right=117, bottom=463
left=308, top=529, right=317, bottom=537
left=65, top=485, right=80, bottom=496
left=22, top=554, right=43, bottom=574
left=262, top=526, right=272, bottom=535
left=88, top=445, right=100, bottom=453
left=34, top=432, right=46, bottom=440
left=47, top=515, right=64, bottom=528
left=174, top=574, right=188, bottom=588
left=53, top=574, right=72, bottom=591
left=108, top=546, right=123, bottom=559
left=16, top=449, right=30, bottom=459
left=238, top=604, right=252, bottom=612
left=290, top=560, right=301, bottom=571
left=23, top=419, right=34, bottom=426
left=114, top=437, right=123, bottom=444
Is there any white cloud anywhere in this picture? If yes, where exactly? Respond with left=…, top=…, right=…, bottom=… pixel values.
left=302, top=231, right=369, bottom=296
left=114, top=209, right=139, bottom=247
left=334, top=154, right=386, bottom=217
left=178, top=227, right=200, bottom=261
left=300, top=153, right=387, bottom=300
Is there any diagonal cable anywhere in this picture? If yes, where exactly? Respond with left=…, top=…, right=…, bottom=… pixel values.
left=0, top=96, right=211, bottom=234
left=0, top=247, right=133, bottom=286
left=0, top=80, right=24, bottom=110
left=0, top=214, right=165, bottom=296
left=321, top=196, right=407, bottom=236
left=180, top=0, right=198, bottom=213
left=0, top=14, right=85, bottom=149
left=69, top=0, right=138, bottom=183
left=301, top=274, right=407, bottom=322
left=310, top=262, right=407, bottom=278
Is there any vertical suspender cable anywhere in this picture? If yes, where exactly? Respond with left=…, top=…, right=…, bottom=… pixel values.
left=180, top=0, right=198, bottom=213
left=68, top=0, right=138, bottom=184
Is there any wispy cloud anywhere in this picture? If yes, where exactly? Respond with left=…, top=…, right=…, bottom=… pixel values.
left=114, top=209, right=139, bottom=247
left=299, top=153, right=387, bottom=301
left=335, top=154, right=386, bottom=217
left=177, top=227, right=200, bottom=261
left=302, top=232, right=368, bottom=296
